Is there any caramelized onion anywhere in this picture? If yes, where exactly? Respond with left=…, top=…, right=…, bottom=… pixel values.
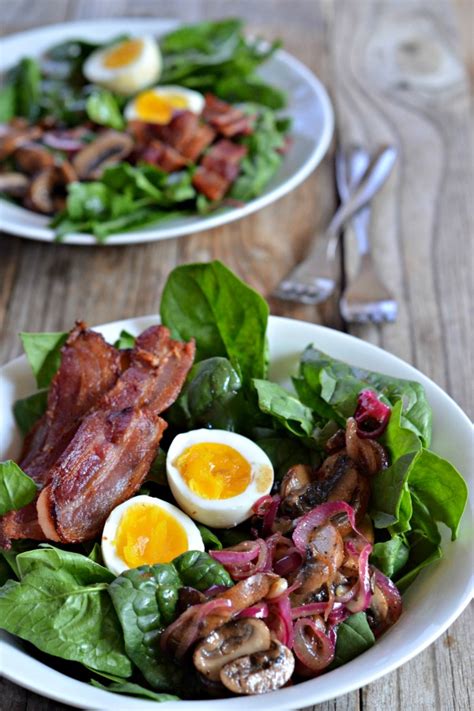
left=293, top=617, right=335, bottom=674
left=354, top=389, right=391, bottom=439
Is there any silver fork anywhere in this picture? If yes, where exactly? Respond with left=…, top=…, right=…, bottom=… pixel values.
left=338, top=146, right=398, bottom=323
left=272, top=146, right=397, bottom=304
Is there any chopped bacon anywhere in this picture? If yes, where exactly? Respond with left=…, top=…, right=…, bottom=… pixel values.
left=203, top=94, right=255, bottom=137
left=218, top=115, right=255, bottom=137
left=141, top=139, right=188, bottom=172
left=179, top=124, right=216, bottom=161
left=193, top=139, right=247, bottom=200
left=36, top=326, right=195, bottom=543
left=192, top=167, right=230, bottom=201
left=155, top=111, right=199, bottom=153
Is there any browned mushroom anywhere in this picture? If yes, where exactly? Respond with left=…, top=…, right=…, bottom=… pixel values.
left=15, top=144, right=55, bottom=175
left=72, top=130, right=133, bottom=179
left=193, top=618, right=271, bottom=681
left=0, top=125, right=43, bottom=160
left=345, top=417, right=389, bottom=475
left=290, top=523, right=344, bottom=605
left=27, top=162, right=77, bottom=214
left=0, top=172, right=30, bottom=197
left=220, top=639, right=295, bottom=695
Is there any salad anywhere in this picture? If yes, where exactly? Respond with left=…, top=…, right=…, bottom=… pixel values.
left=0, top=20, right=290, bottom=242
left=0, top=262, right=467, bottom=701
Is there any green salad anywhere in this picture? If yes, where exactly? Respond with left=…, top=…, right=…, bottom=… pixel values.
left=0, top=262, right=467, bottom=701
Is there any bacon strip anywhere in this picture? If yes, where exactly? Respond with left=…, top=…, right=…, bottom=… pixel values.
left=193, top=139, right=248, bottom=201
left=37, top=326, right=195, bottom=543
left=141, top=139, right=188, bottom=173
left=0, top=323, right=124, bottom=546
left=203, top=94, right=255, bottom=137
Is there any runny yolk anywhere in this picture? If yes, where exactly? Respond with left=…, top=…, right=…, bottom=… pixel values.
left=103, top=38, right=143, bottom=68
left=134, top=90, right=189, bottom=123
left=115, top=503, right=188, bottom=567
left=175, top=443, right=251, bottom=500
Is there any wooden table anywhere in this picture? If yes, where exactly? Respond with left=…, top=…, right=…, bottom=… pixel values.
left=1, top=1, right=472, bottom=709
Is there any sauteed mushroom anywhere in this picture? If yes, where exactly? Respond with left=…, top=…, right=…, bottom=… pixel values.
left=220, top=639, right=295, bottom=695
left=345, top=417, right=388, bottom=475
left=15, top=144, right=55, bottom=174
left=72, top=130, right=133, bottom=179
left=290, top=523, right=344, bottom=605
left=27, top=162, right=76, bottom=214
left=193, top=618, right=271, bottom=681
left=0, top=125, right=43, bottom=160
left=0, top=172, right=29, bottom=197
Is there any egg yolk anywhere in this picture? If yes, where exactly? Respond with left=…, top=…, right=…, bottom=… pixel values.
left=134, top=90, right=189, bottom=123
left=115, top=503, right=188, bottom=567
left=103, top=38, right=143, bottom=69
left=175, top=443, right=251, bottom=499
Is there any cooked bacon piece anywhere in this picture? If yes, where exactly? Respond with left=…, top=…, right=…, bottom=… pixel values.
left=179, top=124, right=216, bottom=161
left=201, top=139, right=247, bottom=181
left=192, top=167, right=230, bottom=201
left=203, top=93, right=236, bottom=121
left=155, top=111, right=199, bottom=153
left=141, top=139, right=188, bottom=172
left=0, top=324, right=125, bottom=548
left=203, top=94, right=255, bottom=137
left=218, top=115, right=255, bottom=138
left=37, top=326, right=195, bottom=543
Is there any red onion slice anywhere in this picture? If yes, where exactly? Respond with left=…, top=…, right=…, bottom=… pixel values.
left=368, top=567, right=403, bottom=637
left=268, top=593, right=294, bottom=648
left=42, top=131, right=85, bottom=153
left=346, top=541, right=373, bottom=613
left=237, top=601, right=269, bottom=619
left=210, top=539, right=269, bottom=580
left=291, top=602, right=328, bottom=618
left=160, top=597, right=232, bottom=659
left=354, top=389, right=391, bottom=439
left=273, top=548, right=303, bottom=577
left=292, top=501, right=363, bottom=553
left=293, top=617, right=335, bottom=674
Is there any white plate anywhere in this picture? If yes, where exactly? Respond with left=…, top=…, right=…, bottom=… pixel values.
left=0, top=19, right=334, bottom=245
left=1, top=314, right=472, bottom=709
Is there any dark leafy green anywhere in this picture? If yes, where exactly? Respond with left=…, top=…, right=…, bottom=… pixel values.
left=86, top=89, right=125, bottom=130
left=2, top=58, right=41, bottom=121
left=13, top=389, right=48, bottom=435
left=253, top=379, right=314, bottom=436
left=173, top=550, right=232, bottom=589
left=161, top=261, right=269, bottom=381
left=197, top=524, right=223, bottom=551
left=0, top=460, right=37, bottom=516
left=20, top=331, right=68, bottom=389
left=0, top=548, right=131, bottom=676
left=114, top=329, right=136, bottom=349
left=331, top=613, right=375, bottom=668
left=256, top=435, right=320, bottom=480
left=370, top=535, right=410, bottom=578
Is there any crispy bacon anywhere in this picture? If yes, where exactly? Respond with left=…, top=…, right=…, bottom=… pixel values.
left=203, top=94, right=255, bottom=137
left=141, top=139, right=188, bottom=172
left=201, top=139, right=247, bottom=181
left=155, top=111, right=199, bottom=152
left=36, top=326, right=195, bottom=543
left=0, top=323, right=124, bottom=547
left=192, top=167, right=230, bottom=201
left=180, top=124, right=216, bottom=161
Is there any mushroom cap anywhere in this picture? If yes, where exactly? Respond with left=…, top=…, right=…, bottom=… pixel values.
left=220, top=639, right=295, bottom=695
left=15, top=144, right=55, bottom=175
left=0, top=172, right=30, bottom=197
left=72, top=130, right=133, bottom=180
left=27, top=163, right=76, bottom=214
left=193, top=618, right=271, bottom=681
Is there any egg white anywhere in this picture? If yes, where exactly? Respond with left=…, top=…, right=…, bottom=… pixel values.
left=83, top=35, right=162, bottom=96
left=124, top=85, right=205, bottom=123
left=101, top=494, right=204, bottom=576
left=166, top=429, right=274, bottom=529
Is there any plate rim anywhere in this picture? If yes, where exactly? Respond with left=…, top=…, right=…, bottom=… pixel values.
left=1, top=313, right=472, bottom=709
left=0, top=17, right=334, bottom=246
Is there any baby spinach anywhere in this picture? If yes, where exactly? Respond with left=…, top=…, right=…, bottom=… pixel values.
left=13, top=389, right=48, bottom=435
left=3, top=57, right=41, bottom=121
left=0, top=547, right=131, bottom=677
left=256, top=435, right=320, bottom=480
left=173, top=550, right=232, bottom=589
left=20, top=330, right=68, bottom=389
left=370, top=535, right=410, bottom=579
left=0, top=460, right=37, bottom=516
left=113, top=329, right=136, bottom=349
left=253, top=379, right=314, bottom=437
left=198, top=524, right=223, bottom=551
left=331, top=613, right=375, bottom=668
left=161, top=261, right=269, bottom=382
left=86, top=88, right=125, bottom=130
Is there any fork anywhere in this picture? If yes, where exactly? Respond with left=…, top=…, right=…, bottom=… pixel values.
left=338, top=146, right=398, bottom=323
left=272, top=146, right=397, bottom=305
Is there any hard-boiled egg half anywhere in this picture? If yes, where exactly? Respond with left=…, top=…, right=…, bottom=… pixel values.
left=101, top=495, right=204, bottom=576
left=167, top=429, right=274, bottom=528
left=124, top=85, right=205, bottom=125
left=83, top=36, right=162, bottom=95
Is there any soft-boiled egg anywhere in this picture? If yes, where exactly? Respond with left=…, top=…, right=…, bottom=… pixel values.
left=124, top=85, right=205, bottom=124
left=83, top=36, right=162, bottom=96
left=166, top=429, right=274, bottom=528
left=101, top=494, right=204, bottom=576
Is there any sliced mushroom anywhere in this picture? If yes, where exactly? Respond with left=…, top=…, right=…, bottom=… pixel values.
left=280, top=464, right=312, bottom=498
left=345, top=417, right=389, bottom=475
left=290, top=523, right=344, bottom=605
left=27, top=162, right=77, bottom=214
left=220, top=639, right=295, bottom=695
left=0, top=172, right=30, bottom=197
left=0, top=125, right=43, bottom=160
left=15, top=144, right=55, bottom=175
left=72, top=130, right=133, bottom=179
left=193, top=618, right=271, bottom=681
left=366, top=568, right=402, bottom=638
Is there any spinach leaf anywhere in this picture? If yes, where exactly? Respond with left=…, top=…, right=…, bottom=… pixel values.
left=370, top=535, right=410, bottom=578
left=161, top=261, right=269, bottom=381
left=0, top=461, right=37, bottom=516
left=255, top=435, right=320, bottom=480
left=20, top=331, right=68, bottom=389
left=371, top=448, right=467, bottom=540
left=108, top=564, right=183, bottom=690
left=197, top=524, right=223, bottom=551
left=215, top=74, right=286, bottom=109
left=0, top=548, right=131, bottom=677
left=91, top=680, right=180, bottom=702
left=0, top=556, right=11, bottom=586
left=331, top=612, right=375, bottom=668
left=3, top=58, right=41, bottom=121
left=114, top=329, right=136, bottom=349
left=168, top=357, right=243, bottom=430
left=86, top=89, right=125, bottom=130
left=13, top=389, right=48, bottom=435
left=146, top=448, right=167, bottom=486
left=173, top=550, right=232, bottom=589
left=0, top=83, right=16, bottom=122
left=253, top=379, right=314, bottom=436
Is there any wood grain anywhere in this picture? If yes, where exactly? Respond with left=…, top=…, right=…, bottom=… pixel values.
left=0, top=1, right=472, bottom=710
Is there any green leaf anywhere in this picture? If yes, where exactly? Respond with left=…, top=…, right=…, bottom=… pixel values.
left=20, top=331, right=68, bottom=389
left=173, top=550, right=232, bottom=589
left=13, top=390, right=48, bottom=435
left=161, top=261, right=269, bottom=381
left=7, top=58, right=41, bottom=121
left=255, top=435, right=320, bottom=480
left=86, top=89, right=125, bottom=130
left=146, top=448, right=167, bottom=486
left=197, top=524, right=223, bottom=551
left=332, top=612, right=375, bottom=668
left=0, top=83, right=16, bottom=122
left=253, top=379, right=314, bottom=436
left=0, top=547, right=131, bottom=677
left=91, top=680, right=180, bottom=702
left=0, top=461, right=37, bottom=516
left=370, top=535, right=409, bottom=578
left=113, top=329, right=136, bottom=349
left=215, top=74, right=286, bottom=109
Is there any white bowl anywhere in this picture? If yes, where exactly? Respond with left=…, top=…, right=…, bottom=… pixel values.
left=1, top=315, right=472, bottom=709
left=0, top=18, right=333, bottom=246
